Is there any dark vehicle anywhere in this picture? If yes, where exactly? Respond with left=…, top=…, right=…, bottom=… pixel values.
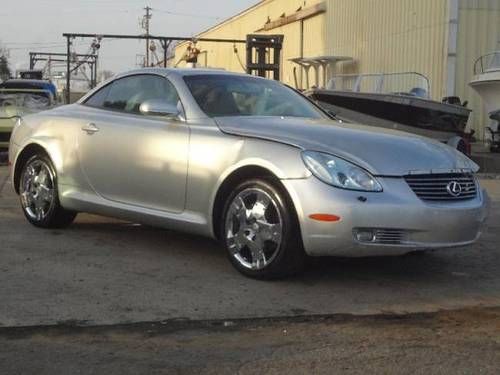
left=18, top=70, right=44, bottom=80
left=0, top=79, right=57, bottom=99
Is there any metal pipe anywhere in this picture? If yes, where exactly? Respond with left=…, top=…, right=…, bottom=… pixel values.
left=163, top=40, right=167, bottom=68
left=66, top=36, right=71, bottom=104
left=62, top=33, right=246, bottom=44
left=29, top=52, right=97, bottom=58
left=95, top=55, right=98, bottom=87
left=300, top=19, right=304, bottom=89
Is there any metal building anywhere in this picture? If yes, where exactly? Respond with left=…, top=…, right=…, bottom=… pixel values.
left=175, top=0, right=500, bottom=139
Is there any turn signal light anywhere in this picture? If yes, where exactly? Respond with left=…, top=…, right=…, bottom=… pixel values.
left=309, top=214, right=341, bottom=222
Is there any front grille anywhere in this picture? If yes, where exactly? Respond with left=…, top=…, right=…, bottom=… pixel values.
left=404, top=173, right=477, bottom=201
left=373, top=229, right=408, bottom=245
left=0, top=132, right=11, bottom=143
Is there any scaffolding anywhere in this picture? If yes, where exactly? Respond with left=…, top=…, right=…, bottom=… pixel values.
left=29, top=52, right=98, bottom=88
left=62, top=33, right=247, bottom=103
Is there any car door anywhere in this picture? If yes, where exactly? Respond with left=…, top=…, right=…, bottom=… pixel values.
left=77, top=74, right=189, bottom=213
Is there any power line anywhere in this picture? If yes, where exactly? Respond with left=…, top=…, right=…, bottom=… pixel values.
left=4, top=38, right=121, bottom=51
left=3, top=42, right=78, bottom=46
left=153, top=8, right=221, bottom=20
left=6, top=42, right=89, bottom=51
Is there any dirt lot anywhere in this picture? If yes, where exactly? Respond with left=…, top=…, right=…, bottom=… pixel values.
left=1, top=165, right=500, bottom=373
left=1, top=308, right=499, bottom=374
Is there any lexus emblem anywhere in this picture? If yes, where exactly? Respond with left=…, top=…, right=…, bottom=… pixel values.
left=446, top=181, right=462, bottom=197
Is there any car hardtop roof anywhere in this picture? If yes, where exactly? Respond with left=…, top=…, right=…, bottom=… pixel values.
left=0, top=79, right=55, bottom=89
left=114, top=67, right=265, bottom=80
left=79, top=68, right=273, bottom=104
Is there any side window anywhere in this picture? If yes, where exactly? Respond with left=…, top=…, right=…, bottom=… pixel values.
left=84, top=84, right=111, bottom=108
left=102, top=75, right=179, bottom=114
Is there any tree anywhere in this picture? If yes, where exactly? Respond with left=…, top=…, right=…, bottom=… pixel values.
left=0, top=56, right=11, bottom=81
left=0, top=43, right=11, bottom=81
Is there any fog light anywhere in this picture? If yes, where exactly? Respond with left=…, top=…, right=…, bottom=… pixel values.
left=354, top=229, right=376, bottom=243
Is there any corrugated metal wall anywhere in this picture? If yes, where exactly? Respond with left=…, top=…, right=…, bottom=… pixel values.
left=176, top=0, right=450, bottom=99
left=175, top=0, right=500, bottom=141
left=455, top=0, right=500, bottom=140
left=174, top=0, right=325, bottom=85
left=323, top=0, right=449, bottom=100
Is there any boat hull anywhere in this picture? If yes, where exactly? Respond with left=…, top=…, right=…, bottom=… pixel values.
left=309, top=90, right=471, bottom=143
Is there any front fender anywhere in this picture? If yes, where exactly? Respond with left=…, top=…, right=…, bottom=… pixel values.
left=205, top=139, right=311, bottom=237
left=11, top=137, right=66, bottom=194
left=11, top=114, right=81, bottom=192
left=211, top=138, right=311, bottom=200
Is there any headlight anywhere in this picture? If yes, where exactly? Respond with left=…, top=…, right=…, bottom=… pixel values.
left=302, top=151, right=383, bottom=192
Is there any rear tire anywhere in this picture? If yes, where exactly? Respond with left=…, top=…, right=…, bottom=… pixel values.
left=19, top=154, right=77, bottom=228
left=221, top=178, right=305, bottom=280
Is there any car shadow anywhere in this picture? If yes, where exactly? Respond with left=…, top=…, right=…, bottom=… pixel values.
left=300, top=252, right=450, bottom=284
left=66, top=217, right=485, bottom=288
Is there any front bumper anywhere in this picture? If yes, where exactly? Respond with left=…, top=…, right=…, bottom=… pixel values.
left=283, top=176, right=490, bottom=257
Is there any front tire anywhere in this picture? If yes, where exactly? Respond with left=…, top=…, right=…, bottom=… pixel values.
left=19, top=154, right=77, bottom=228
left=221, top=178, right=305, bottom=279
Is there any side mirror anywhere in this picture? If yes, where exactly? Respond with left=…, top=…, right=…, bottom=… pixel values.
left=139, top=99, right=181, bottom=119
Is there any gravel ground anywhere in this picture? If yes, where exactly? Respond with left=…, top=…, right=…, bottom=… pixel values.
left=1, top=165, right=500, bottom=374
left=1, top=166, right=500, bottom=327
left=1, top=307, right=499, bottom=374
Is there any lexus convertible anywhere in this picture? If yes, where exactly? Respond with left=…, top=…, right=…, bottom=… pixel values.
left=8, top=69, right=489, bottom=279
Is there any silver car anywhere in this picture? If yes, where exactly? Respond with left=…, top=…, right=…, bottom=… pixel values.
left=8, top=68, right=489, bottom=279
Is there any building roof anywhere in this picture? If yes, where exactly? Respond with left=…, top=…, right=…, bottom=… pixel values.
left=176, top=0, right=270, bottom=48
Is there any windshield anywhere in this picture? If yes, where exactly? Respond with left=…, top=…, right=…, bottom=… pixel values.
left=0, top=90, right=52, bottom=115
left=327, top=72, right=431, bottom=98
left=184, top=74, right=325, bottom=119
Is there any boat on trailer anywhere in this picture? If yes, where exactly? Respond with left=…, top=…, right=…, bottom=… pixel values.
left=469, top=51, right=500, bottom=152
left=290, top=57, right=472, bottom=154
left=470, top=51, right=500, bottom=118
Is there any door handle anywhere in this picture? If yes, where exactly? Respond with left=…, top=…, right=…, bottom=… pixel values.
left=82, top=123, right=99, bottom=135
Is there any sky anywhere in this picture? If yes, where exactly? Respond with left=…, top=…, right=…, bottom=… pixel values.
left=0, top=0, right=257, bottom=74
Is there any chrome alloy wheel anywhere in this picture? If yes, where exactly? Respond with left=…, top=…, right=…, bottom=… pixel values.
left=225, top=188, right=283, bottom=270
left=20, top=159, right=56, bottom=221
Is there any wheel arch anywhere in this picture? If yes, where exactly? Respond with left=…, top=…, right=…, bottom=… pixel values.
left=211, top=164, right=302, bottom=241
left=13, top=142, right=56, bottom=194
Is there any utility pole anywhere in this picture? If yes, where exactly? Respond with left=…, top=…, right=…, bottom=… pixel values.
left=66, top=36, right=71, bottom=104
left=142, top=6, right=152, bottom=67
left=47, top=55, right=52, bottom=80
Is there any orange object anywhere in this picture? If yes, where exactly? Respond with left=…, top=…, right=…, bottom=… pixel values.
left=309, top=214, right=341, bottom=222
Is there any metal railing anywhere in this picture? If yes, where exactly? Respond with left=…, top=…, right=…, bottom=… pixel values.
left=474, top=52, right=500, bottom=75
left=326, top=72, right=431, bottom=99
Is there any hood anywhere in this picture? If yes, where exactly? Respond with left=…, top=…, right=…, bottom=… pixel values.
left=0, top=105, right=21, bottom=119
left=215, top=116, right=478, bottom=176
